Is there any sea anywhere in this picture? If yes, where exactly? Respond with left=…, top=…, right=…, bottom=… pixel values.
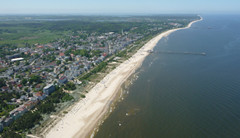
left=94, top=15, right=240, bottom=138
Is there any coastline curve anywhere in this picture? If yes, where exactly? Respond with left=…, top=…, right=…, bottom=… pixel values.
left=45, top=16, right=203, bottom=138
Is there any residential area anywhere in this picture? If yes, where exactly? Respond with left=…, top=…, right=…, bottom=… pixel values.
left=0, top=28, right=149, bottom=132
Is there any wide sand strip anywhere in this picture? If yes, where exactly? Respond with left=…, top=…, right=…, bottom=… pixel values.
left=45, top=17, right=202, bottom=138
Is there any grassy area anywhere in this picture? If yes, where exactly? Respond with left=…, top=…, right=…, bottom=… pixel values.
left=0, top=15, right=198, bottom=47
left=0, top=28, right=69, bottom=46
left=79, top=62, right=108, bottom=81
left=0, top=67, right=7, bottom=73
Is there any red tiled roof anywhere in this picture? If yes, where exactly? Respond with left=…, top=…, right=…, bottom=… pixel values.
left=17, top=84, right=23, bottom=88
left=59, top=53, right=65, bottom=56
left=35, top=84, right=41, bottom=88
left=24, top=100, right=37, bottom=108
left=35, top=91, right=43, bottom=97
left=49, top=61, right=56, bottom=66
left=103, top=53, right=107, bottom=56
left=1, top=86, right=9, bottom=90
left=16, top=106, right=26, bottom=111
left=60, top=76, right=66, bottom=80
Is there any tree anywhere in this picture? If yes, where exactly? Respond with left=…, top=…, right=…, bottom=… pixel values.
left=56, top=60, right=61, bottom=65
left=38, top=102, right=55, bottom=114
left=64, top=82, right=76, bottom=91
left=11, top=111, right=42, bottom=131
left=21, top=78, right=28, bottom=85
left=29, top=75, right=42, bottom=84
left=1, top=130, right=22, bottom=138
left=25, top=61, right=30, bottom=66
left=15, top=61, right=20, bottom=66
left=24, top=88, right=29, bottom=92
left=0, top=78, right=6, bottom=87
left=91, top=50, right=102, bottom=57
left=62, top=94, right=74, bottom=102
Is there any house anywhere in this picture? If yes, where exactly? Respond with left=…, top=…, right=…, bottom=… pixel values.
left=17, top=84, right=23, bottom=89
left=0, top=117, right=3, bottom=132
left=0, top=123, right=3, bottom=132
left=1, top=86, right=9, bottom=91
left=58, top=76, right=68, bottom=85
left=34, top=91, right=46, bottom=100
left=102, top=53, right=107, bottom=57
left=35, top=84, right=42, bottom=91
left=12, top=112, right=21, bottom=120
left=11, top=98, right=16, bottom=102
left=59, top=53, right=65, bottom=57
left=16, top=106, right=28, bottom=115
left=20, top=95, right=28, bottom=101
left=4, top=117, right=13, bottom=126
left=29, top=97, right=38, bottom=102
left=7, top=69, right=14, bottom=76
left=43, top=84, right=55, bottom=95
left=37, top=45, right=44, bottom=48
left=24, top=101, right=37, bottom=110
left=9, top=109, right=21, bottom=120
left=7, top=105, right=28, bottom=122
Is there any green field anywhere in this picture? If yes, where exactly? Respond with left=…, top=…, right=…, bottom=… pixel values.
left=0, top=25, right=70, bottom=47
left=0, top=15, right=199, bottom=47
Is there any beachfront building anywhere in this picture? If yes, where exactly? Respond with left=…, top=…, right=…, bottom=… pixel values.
left=4, top=117, right=13, bottom=126
left=43, top=84, right=55, bottom=95
left=58, top=76, right=68, bottom=85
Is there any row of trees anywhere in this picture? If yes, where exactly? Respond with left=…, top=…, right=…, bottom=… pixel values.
left=64, top=82, right=76, bottom=91
left=0, top=91, right=20, bottom=117
left=80, top=61, right=107, bottom=81
left=29, top=75, right=42, bottom=84
left=20, top=75, right=42, bottom=86
left=65, top=49, right=102, bottom=58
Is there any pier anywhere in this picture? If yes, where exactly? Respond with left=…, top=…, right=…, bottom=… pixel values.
left=147, top=50, right=206, bottom=56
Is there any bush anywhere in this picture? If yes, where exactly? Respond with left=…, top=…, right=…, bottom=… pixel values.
left=64, top=82, right=76, bottom=91
left=0, top=78, right=6, bottom=87
left=29, top=75, right=42, bottom=84
left=62, top=94, right=74, bottom=102
left=80, top=94, right=86, bottom=98
left=1, top=130, right=22, bottom=138
left=11, top=111, right=42, bottom=131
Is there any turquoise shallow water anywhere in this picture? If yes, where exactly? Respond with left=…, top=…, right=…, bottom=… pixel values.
left=95, top=15, right=240, bottom=138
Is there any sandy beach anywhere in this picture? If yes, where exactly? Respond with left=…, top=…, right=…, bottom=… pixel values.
left=45, top=17, right=202, bottom=138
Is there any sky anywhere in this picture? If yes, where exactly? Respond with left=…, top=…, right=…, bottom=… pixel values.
left=0, top=0, right=240, bottom=15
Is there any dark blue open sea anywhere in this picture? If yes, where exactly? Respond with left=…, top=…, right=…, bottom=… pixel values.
left=95, top=15, right=240, bottom=138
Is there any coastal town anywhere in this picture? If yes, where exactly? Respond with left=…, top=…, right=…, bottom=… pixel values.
left=1, top=0, right=238, bottom=137
left=0, top=15, right=199, bottom=137
left=0, top=29, right=144, bottom=129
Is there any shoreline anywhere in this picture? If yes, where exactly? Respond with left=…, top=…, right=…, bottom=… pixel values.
left=45, top=17, right=202, bottom=138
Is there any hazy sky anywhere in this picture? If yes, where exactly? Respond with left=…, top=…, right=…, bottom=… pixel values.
left=1, top=0, right=240, bottom=14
